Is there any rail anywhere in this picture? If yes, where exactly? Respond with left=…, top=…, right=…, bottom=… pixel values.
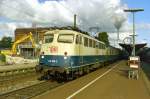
left=0, top=81, right=63, bottom=99
left=0, top=72, right=39, bottom=94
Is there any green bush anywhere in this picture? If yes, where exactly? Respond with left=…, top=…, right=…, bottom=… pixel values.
left=0, top=53, right=6, bottom=62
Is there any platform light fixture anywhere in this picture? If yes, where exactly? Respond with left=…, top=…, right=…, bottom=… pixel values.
left=124, top=8, right=144, bottom=56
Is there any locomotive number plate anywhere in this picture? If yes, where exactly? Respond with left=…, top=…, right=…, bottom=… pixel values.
left=48, top=59, right=58, bottom=63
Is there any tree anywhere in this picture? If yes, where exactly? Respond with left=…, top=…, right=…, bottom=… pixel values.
left=97, top=32, right=109, bottom=46
left=0, top=36, right=13, bottom=48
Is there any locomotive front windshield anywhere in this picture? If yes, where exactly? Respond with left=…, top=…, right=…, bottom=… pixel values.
left=44, top=34, right=54, bottom=43
left=58, top=34, right=74, bottom=43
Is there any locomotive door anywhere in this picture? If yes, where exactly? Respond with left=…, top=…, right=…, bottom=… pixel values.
left=96, top=42, right=99, bottom=62
left=79, top=35, right=83, bottom=65
left=76, top=35, right=83, bottom=65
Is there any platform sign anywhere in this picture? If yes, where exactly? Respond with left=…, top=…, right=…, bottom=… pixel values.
left=130, top=64, right=139, bottom=68
left=129, top=56, right=139, bottom=61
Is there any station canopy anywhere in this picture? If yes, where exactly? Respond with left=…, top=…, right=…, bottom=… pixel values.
left=119, top=43, right=147, bottom=55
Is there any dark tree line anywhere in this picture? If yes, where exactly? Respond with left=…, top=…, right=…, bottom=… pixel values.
left=96, top=32, right=110, bottom=46
left=0, top=36, right=13, bottom=49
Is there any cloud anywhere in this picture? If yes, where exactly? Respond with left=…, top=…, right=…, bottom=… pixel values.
left=0, top=22, right=31, bottom=39
left=0, top=0, right=128, bottom=28
left=0, top=0, right=35, bottom=22
left=108, top=23, right=150, bottom=47
left=0, top=0, right=134, bottom=43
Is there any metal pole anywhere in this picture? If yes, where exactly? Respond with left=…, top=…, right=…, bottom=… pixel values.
left=132, top=12, right=135, bottom=56
left=74, top=14, right=77, bottom=29
left=124, top=8, right=144, bottom=56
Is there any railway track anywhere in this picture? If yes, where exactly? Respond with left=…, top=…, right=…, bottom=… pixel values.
left=0, top=72, right=41, bottom=93
left=0, top=63, right=108, bottom=99
left=0, top=80, right=63, bottom=99
left=0, top=60, right=120, bottom=99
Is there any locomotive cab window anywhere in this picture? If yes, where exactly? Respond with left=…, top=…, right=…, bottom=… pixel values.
left=44, top=34, right=54, bottom=43
left=58, top=34, right=74, bottom=43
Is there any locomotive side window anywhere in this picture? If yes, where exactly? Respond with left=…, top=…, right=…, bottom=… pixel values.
left=58, top=34, right=74, bottom=43
left=103, top=45, right=106, bottom=49
left=84, top=37, right=88, bottom=47
left=89, top=39, right=92, bottom=47
left=44, top=34, right=54, bottom=43
left=76, top=35, right=82, bottom=44
left=93, top=40, right=96, bottom=48
left=76, top=35, right=79, bottom=44
left=102, top=44, right=105, bottom=49
left=96, top=42, right=99, bottom=48
left=79, top=36, right=82, bottom=44
left=99, top=43, right=102, bottom=49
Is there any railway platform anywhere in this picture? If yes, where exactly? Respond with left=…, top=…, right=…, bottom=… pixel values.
left=33, top=60, right=150, bottom=99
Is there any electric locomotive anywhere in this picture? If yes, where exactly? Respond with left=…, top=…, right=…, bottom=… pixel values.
left=36, top=27, right=121, bottom=80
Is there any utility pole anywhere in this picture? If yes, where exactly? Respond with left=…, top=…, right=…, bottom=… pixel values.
left=124, top=8, right=144, bottom=56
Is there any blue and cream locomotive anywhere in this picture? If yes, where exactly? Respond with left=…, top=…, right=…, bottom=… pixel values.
left=36, top=27, right=121, bottom=80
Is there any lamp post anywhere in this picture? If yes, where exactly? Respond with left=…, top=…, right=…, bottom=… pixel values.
left=124, top=8, right=144, bottom=56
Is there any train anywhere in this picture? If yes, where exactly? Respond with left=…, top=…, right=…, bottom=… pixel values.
left=138, top=47, right=150, bottom=63
left=36, top=27, right=122, bottom=80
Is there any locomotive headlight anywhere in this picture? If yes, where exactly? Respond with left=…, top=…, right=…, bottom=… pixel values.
left=41, top=56, right=44, bottom=58
left=64, top=56, right=67, bottom=59
left=64, top=51, right=68, bottom=59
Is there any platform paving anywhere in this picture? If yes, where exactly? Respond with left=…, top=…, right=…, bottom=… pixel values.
left=34, top=60, right=150, bottom=99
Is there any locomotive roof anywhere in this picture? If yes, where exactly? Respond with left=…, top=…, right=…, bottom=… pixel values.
left=44, top=26, right=89, bottom=35
left=45, top=29, right=105, bottom=44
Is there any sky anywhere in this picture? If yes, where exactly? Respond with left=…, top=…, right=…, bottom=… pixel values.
left=123, top=0, right=150, bottom=46
left=0, top=0, right=150, bottom=46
